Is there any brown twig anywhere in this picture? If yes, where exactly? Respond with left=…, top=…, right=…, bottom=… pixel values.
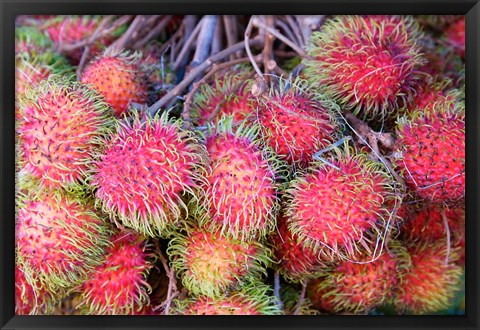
left=211, top=17, right=224, bottom=55
left=154, top=240, right=178, bottom=315
left=223, top=15, right=239, bottom=60
left=273, top=271, right=284, bottom=312
left=132, top=15, right=173, bottom=49
left=285, top=15, right=305, bottom=47
left=294, top=280, right=308, bottom=315
left=441, top=207, right=452, bottom=265
left=244, top=16, right=264, bottom=79
left=190, top=15, right=219, bottom=72
left=172, top=16, right=204, bottom=70
left=109, top=15, right=146, bottom=50
left=148, top=37, right=263, bottom=116
left=262, top=16, right=275, bottom=83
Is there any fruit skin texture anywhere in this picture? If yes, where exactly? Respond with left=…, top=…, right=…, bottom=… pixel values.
left=175, top=283, right=281, bottom=315
left=17, top=76, right=113, bottom=191
left=305, top=15, right=425, bottom=122
left=15, top=265, right=53, bottom=315
left=195, top=117, right=282, bottom=241
left=395, top=98, right=465, bottom=204
left=256, top=78, right=339, bottom=167
left=16, top=189, right=112, bottom=296
left=393, top=241, right=463, bottom=314
left=44, top=16, right=117, bottom=64
left=77, top=232, right=152, bottom=315
left=90, top=111, right=206, bottom=238
left=191, top=69, right=254, bottom=126
left=307, top=244, right=404, bottom=314
left=271, top=215, right=324, bottom=282
left=168, top=226, right=272, bottom=297
left=285, top=145, right=398, bottom=261
left=443, top=17, right=465, bottom=59
left=81, top=49, right=149, bottom=117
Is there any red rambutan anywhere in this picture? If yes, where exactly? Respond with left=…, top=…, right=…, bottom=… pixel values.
left=77, top=231, right=153, bottom=315
left=81, top=49, right=149, bottom=117
left=195, top=116, right=283, bottom=241
left=395, top=97, right=465, bottom=204
left=15, top=265, right=53, bottom=315
left=443, top=17, right=465, bottom=59
left=90, top=111, right=206, bottom=237
left=305, top=15, right=426, bottom=122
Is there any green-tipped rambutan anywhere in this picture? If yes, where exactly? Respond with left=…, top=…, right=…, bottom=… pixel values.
left=90, top=111, right=206, bottom=238
left=175, top=282, right=281, bottom=315
left=395, top=97, right=465, bottom=204
left=76, top=231, right=153, bottom=315
left=285, top=143, right=399, bottom=261
left=255, top=77, right=340, bottom=167
left=15, top=264, right=53, bottom=315
left=280, top=285, right=320, bottom=315
left=195, top=116, right=283, bottom=241
left=15, top=26, right=53, bottom=60
left=271, top=215, right=325, bottom=282
left=16, top=189, right=112, bottom=296
left=168, top=226, right=272, bottom=297
left=393, top=240, right=463, bottom=314
left=307, top=242, right=405, bottom=314
left=17, top=75, right=113, bottom=191
left=305, top=15, right=426, bottom=122
left=80, top=49, right=149, bottom=117
left=191, top=68, right=254, bottom=126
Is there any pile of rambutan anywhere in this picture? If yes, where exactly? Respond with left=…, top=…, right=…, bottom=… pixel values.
left=14, top=14, right=465, bottom=316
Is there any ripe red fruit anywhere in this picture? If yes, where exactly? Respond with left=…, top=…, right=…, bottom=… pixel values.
left=393, top=240, right=463, bottom=314
left=195, top=117, right=282, bottom=241
left=77, top=232, right=152, bottom=315
left=285, top=145, right=398, bottom=261
left=443, top=17, right=465, bottom=59
left=395, top=97, right=465, bottom=204
left=17, top=76, right=113, bottom=190
left=16, top=189, right=111, bottom=295
left=15, top=266, right=52, bottom=315
left=305, top=15, right=425, bottom=122
left=81, top=50, right=149, bottom=117
left=256, top=78, right=339, bottom=167
left=168, top=226, right=272, bottom=297
left=90, top=111, right=206, bottom=237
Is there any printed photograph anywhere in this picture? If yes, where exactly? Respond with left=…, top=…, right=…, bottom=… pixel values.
left=14, top=14, right=465, bottom=316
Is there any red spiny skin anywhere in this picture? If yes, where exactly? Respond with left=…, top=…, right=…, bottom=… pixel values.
left=16, top=193, right=107, bottom=285
left=258, top=94, right=336, bottom=166
left=92, top=116, right=200, bottom=236
left=394, top=242, right=462, bottom=314
left=396, top=107, right=465, bottom=204
left=15, top=267, right=49, bottom=315
left=306, top=15, right=424, bottom=121
left=182, top=229, right=259, bottom=295
left=308, top=251, right=399, bottom=313
left=46, top=17, right=113, bottom=64
left=182, top=296, right=262, bottom=315
left=203, top=132, right=277, bottom=239
left=197, top=91, right=252, bottom=126
left=81, top=233, right=151, bottom=315
left=81, top=56, right=148, bottom=117
left=272, top=216, right=321, bottom=281
left=401, top=204, right=465, bottom=265
left=15, top=62, right=51, bottom=120
left=19, top=88, right=106, bottom=189
left=307, top=278, right=336, bottom=312
left=287, top=156, right=390, bottom=258
left=444, top=17, right=465, bottom=59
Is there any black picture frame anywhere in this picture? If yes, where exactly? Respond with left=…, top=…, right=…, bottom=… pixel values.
left=1, top=1, right=479, bottom=329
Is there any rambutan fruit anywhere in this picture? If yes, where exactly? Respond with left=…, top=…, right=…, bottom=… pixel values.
left=407, top=77, right=460, bottom=112
left=280, top=285, right=320, bottom=315
left=44, top=16, right=119, bottom=64
left=270, top=215, right=325, bottom=282
left=400, top=203, right=465, bottom=266
left=307, top=242, right=405, bottom=314
left=416, top=15, right=461, bottom=31
left=15, top=264, right=53, bottom=315
left=90, top=111, right=206, bottom=238
left=394, top=97, right=465, bottom=204
left=15, top=26, right=53, bottom=59
left=255, top=77, right=340, bottom=167
left=284, top=143, right=399, bottom=261
left=194, top=116, right=283, bottom=241
left=16, top=189, right=112, bottom=296
left=168, top=226, right=272, bottom=297
left=175, top=282, right=281, bottom=315
left=76, top=231, right=153, bottom=315
left=305, top=15, right=426, bottom=122
left=191, top=68, right=254, bottom=126
left=80, top=49, right=149, bottom=117
left=393, top=240, right=463, bottom=314
left=17, top=75, right=113, bottom=191
left=443, top=17, right=465, bottom=59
